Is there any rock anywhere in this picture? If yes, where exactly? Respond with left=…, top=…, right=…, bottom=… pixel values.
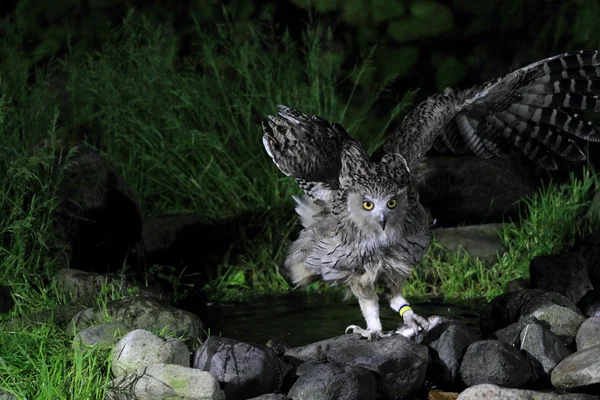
left=551, top=345, right=600, bottom=391
left=143, top=213, right=262, bottom=285
left=0, top=389, right=18, bottom=400
left=492, top=320, right=530, bottom=347
left=480, top=289, right=585, bottom=344
left=529, top=254, right=592, bottom=304
left=106, top=363, right=225, bottom=400
left=576, top=317, right=600, bottom=351
left=504, top=279, right=530, bottom=293
left=285, top=333, right=428, bottom=397
left=0, top=286, right=13, bottom=314
left=34, top=141, right=144, bottom=273
left=573, top=229, right=600, bottom=289
left=71, top=296, right=202, bottom=347
left=287, top=362, right=376, bottom=400
left=247, top=395, right=289, bottom=400
left=193, top=336, right=286, bottom=400
left=577, top=290, right=600, bottom=318
left=111, top=329, right=190, bottom=377
left=459, top=340, right=531, bottom=388
left=74, top=321, right=131, bottom=348
left=414, top=155, right=537, bottom=226
left=56, top=268, right=164, bottom=303
left=457, top=383, right=598, bottom=399
left=425, top=322, right=479, bottom=386
left=431, top=224, right=505, bottom=263
left=519, top=322, right=572, bottom=384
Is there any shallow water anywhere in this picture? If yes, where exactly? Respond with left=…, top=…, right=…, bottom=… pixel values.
left=200, top=292, right=485, bottom=347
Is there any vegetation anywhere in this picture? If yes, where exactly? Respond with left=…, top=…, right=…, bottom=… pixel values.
left=0, top=2, right=599, bottom=398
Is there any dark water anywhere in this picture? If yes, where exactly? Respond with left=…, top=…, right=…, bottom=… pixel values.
left=200, top=292, right=486, bottom=348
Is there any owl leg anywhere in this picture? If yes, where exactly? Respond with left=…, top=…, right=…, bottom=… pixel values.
left=387, top=277, right=430, bottom=338
left=345, top=278, right=383, bottom=340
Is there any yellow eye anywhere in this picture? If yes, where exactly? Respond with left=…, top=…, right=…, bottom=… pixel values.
left=387, top=199, right=397, bottom=209
left=362, top=201, right=374, bottom=211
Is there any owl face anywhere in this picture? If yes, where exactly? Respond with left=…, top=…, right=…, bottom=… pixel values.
left=346, top=180, right=408, bottom=234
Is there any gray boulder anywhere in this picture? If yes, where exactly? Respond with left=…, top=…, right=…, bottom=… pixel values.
left=519, top=322, right=572, bottom=384
left=74, top=321, right=131, bottom=348
left=480, top=289, right=585, bottom=345
left=193, top=336, right=286, bottom=400
left=575, top=317, right=600, bottom=351
left=459, top=340, right=531, bottom=388
left=457, top=383, right=598, bottom=399
left=424, top=321, right=479, bottom=386
left=551, top=345, right=600, bottom=391
left=529, top=254, right=593, bottom=304
left=287, top=362, right=376, bottom=400
left=247, top=395, right=289, bottom=400
left=71, top=296, right=203, bottom=347
left=106, top=363, right=225, bottom=400
left=285, top=333, right=428, bottom=397
left=431, top=224, right=505, bottom=263
left=577, top=290, right=600, bottom=318
left=111, top=329, right=190, bottom=377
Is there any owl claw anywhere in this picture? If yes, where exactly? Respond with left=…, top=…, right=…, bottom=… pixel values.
left=345, top=325, right=385, bottom=341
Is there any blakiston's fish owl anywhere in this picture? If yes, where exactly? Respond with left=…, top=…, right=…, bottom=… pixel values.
left=262, top=51, right=600, bottom=339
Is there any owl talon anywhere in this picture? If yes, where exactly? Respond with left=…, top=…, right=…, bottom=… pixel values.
left=345, top=325, right=384, bottom=341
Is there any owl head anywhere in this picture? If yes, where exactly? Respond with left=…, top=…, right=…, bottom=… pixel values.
left=336, top=141, right=411, bottom=233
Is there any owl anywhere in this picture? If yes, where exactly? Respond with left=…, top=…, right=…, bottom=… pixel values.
left=262, top=51, right=600, bottom=339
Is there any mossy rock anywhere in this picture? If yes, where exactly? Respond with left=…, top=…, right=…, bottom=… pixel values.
left=388, top=0, right=454, bottom=43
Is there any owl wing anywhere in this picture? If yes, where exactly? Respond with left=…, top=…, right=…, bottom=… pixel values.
left=263, top=105, right=367, bottom=202
left=384, top=50, right=600, bottom=169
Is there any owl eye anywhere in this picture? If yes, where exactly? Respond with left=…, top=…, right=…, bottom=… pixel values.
left=362, top=201, right=374, bottom=211
left=387, top=199, right=397, bottom=209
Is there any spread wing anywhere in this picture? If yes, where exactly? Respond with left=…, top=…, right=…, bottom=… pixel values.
left=262, top=105, right=360, bottom=202
left=385, top=50, right=600, bottom=169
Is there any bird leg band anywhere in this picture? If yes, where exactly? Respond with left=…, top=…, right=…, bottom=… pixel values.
left=399, top=304, right=412, bottom=317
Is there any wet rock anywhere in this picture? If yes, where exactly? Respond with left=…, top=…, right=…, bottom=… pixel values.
left=424, top=321, right=479, bottom=386
left=106, top=363, right=225, bottom=400
left=34, top=141, right=143, bottom=273
left=74, top=321, right=131, bottom=348
left=551, top=345, right=600, bottom=391
left=56, top=268, right=165, bottom=303
left=519, top=322, right=572, bottom=384
left=111, top=329, right=190, bottom=377
left=575, top=317, right=600, bottom=351
left=459, top=340, right=531, bottom=388
left=504, top=278, right=530, bottom=293
left=193, top=336, right=286, bottom=400
left=431, top=224, right=505, bottom=263
left=480, top=289, right=585, bottom=344
left=457, top=383, right=598, bottom=399
left=576, top=290, right=600, bottom=318
left=247, top=395, right=289, bottom=400
left=415, top=155, right=537, bottom=226
left=287, top=362, right=376, bottom=400
left=529, top=254, right=592, bottom=304
left=71, top=296, right=202, bottom=347
left=285, top=333, right=428, bottom=397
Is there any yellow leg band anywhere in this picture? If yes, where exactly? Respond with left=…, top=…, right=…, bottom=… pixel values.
left=399, top=305, right=412, bottom=317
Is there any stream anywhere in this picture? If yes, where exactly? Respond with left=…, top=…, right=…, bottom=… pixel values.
left=199, top=292, right=486, bottom=347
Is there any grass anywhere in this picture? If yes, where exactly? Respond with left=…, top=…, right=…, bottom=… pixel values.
left=0, top=8, right=599, bottom=399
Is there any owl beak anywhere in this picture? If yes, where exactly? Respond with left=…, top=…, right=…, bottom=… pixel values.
left=379, top=213, right=387, bottom=231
